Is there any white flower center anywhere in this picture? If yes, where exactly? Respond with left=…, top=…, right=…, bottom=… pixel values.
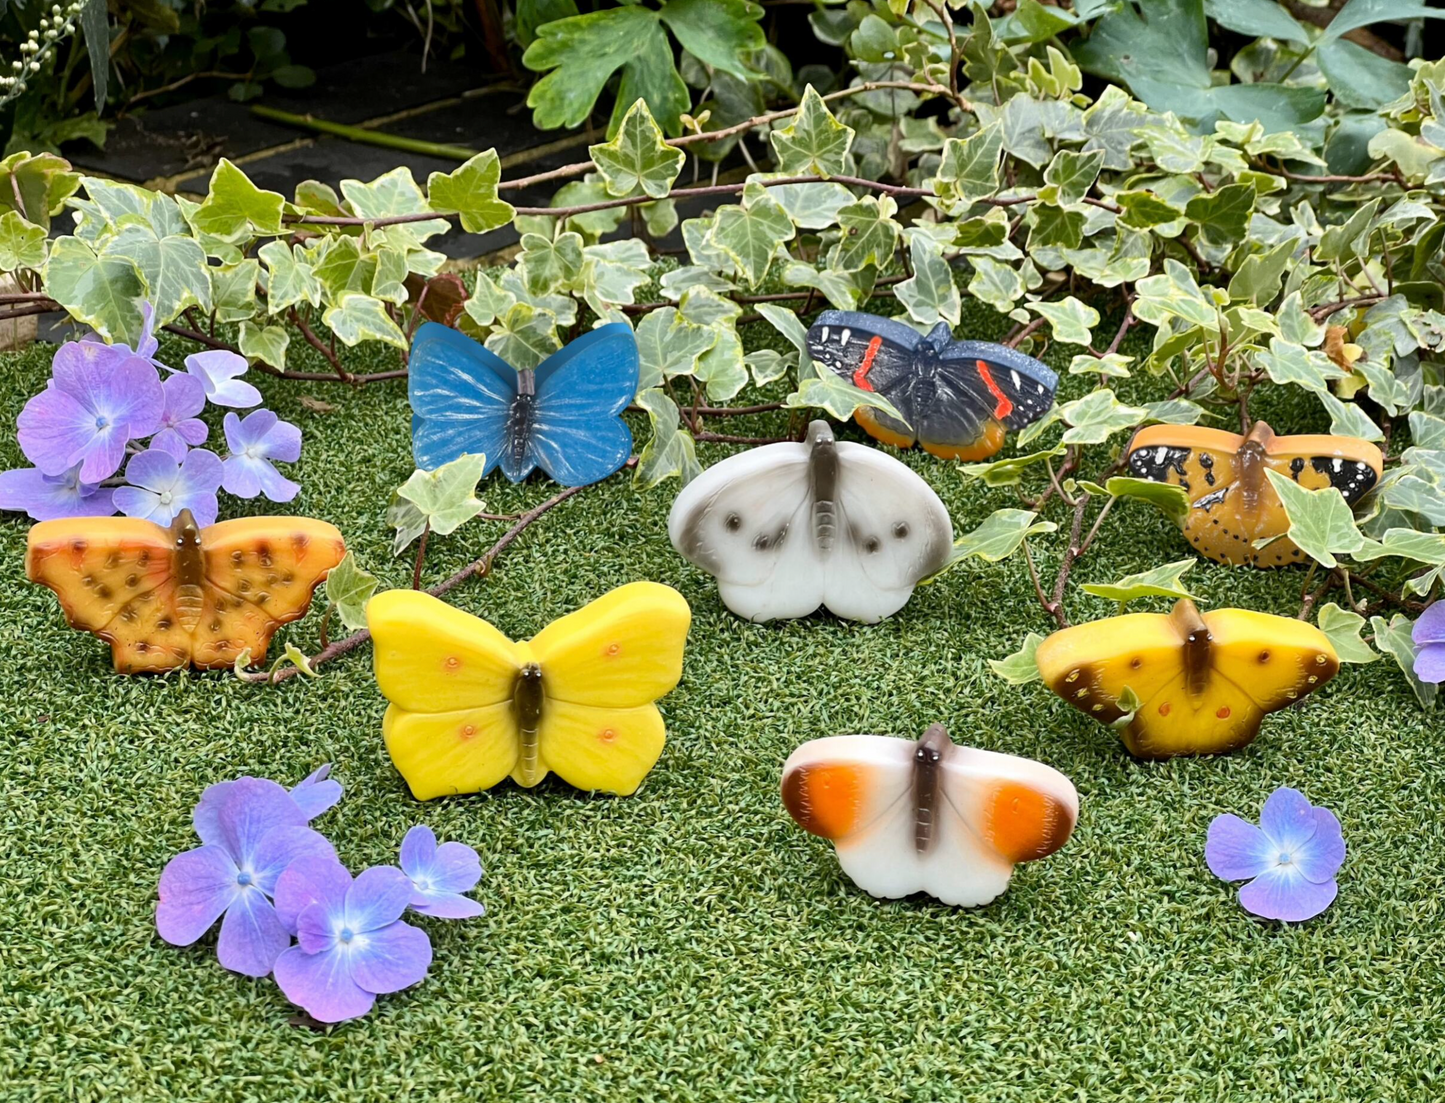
left=159, top=490, right=174, bottom=505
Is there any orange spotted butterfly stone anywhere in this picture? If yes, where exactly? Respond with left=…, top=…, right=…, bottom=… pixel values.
left=1124, top=421, right=1382, bottom=567
left=26, top=509, right=345, bottom=673
left=1035, top=598, right=1339, bottom=759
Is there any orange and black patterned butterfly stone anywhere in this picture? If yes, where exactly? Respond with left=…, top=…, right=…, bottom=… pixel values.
left=1125, top=421, right=1382, bottom=567
left=26, top=509, right=345, bottom=673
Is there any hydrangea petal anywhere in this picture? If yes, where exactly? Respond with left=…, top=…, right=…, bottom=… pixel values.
left=398, top=825, right=437, bottom=878
left=113, top=485, right=167, bottom=524
left=186, top=350, right=262, bottom=408
left=217, top=890, right=291, bottom=976
left=1295, top=807, right=1345, bottom=884
left=125, top=447, right=185, bottom=491
left=257, top=416, right=302, bottom=463
left=1238, top=865, right=1338, bottom=922
left=296, top=899, right=340, bottom=955
left=411, top=892, right=486, bottom=920
left=1413, top=642, right=1445, bottom=684
left=156, top=845, right=238, bottom=946
left=216, top=777, right=306, bottom=866
left=273, top=945, right=376, bottom=1023
left=1205, top=813, right=1274, bottom=882
left=275, top=857, right=352, bottom=937
left=17, top=385, right=104, bottom=476
left=192, top=780, right=236, bottom=846
left=290, top=765, right=342, bottom=820
left=344, top=866, right=415, bottom=934
left=1413, top=602, right=1445, bottom=647
left=349, top=920, right=432, bottom=995
left=1259, top=787, right=1318, bottom=853
left=0, top=466, right=114, bottom=521
left=249, top=825, right=336, bottom=895
left=425, top=841, right=483, bottom=894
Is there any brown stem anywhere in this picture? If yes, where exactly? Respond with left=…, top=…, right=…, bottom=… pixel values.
left=694, top=432, right=793, bottom=445
left=411, top=522, right=430, bottom=590
left=1310, top=294, right=1384, bottom=322
left=290, top=307, right=353, bottom=383
left=1023, top=541, right=1064, bottom=629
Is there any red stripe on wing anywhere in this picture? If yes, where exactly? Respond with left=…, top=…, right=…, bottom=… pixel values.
left=976, top=359, right=1013, bottom=420
left=852, top=335, right=884, bottom=392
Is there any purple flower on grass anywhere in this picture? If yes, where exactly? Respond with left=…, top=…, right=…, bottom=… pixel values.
left=272, top=859, right=433, bottom=1023
left=0, top=464, right=114, bottom=520
left=1206, top=787, right=1344, bottom=922
left=16, top=339, right=164, bottom=482
left=114, top=448, right=223, bottom=527
left=1412, top=603, right=1445, bottom=684
left=156, top=778, right=336, bottom=976
left=151, top=373, right=209, bottom=459
left=221, top=410, right=301, bottom=502
left=184, top=350, right=261, bottom=408
left=194, top=765, right=343, bottom=845
left=399, top=826, right=484, bottom=919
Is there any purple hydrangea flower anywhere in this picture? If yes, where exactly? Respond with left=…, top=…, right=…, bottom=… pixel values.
left=184, top=349, right=261, bottom=408
left=156, top=778, right=336, bottom=976
left=16, top=339, right=164, bottom=482
left=272, top=859, right=433, bottom=1023
left=0, top=464, right=115, bottom=520
left=194, top=765, right=343, bottom=845
left=1206, top=787, right=1345, bottom=922
left=1412, top=603, right=1445, bottom=683
left=399, top=826, right=484, bottom=919
left=221, top=410, right=301, bottom=502
left=151, top=373, right=209, bottom=460
left=114, top=448, right=223, bottom=527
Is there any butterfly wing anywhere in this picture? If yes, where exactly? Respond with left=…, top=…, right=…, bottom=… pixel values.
left=822, top=440, right=952, bottom=622
left=1202, top=609, right=1340, bottom=712
left=409, top=321, right=516, bottom=478
left=921, top=339, right=1058, bottom=461
left=523, top=323, right=638, bottom=487
left=526, top=581, right=691, bottom=794
left=806, top=311, right=922, bottom=448
left=368, top=589, right=523, bottom=800
left=25, top=517, right=189, bottom=672
left=667, top=441, right=823, bottom=622
left=193, top=517, right=346, bottom=669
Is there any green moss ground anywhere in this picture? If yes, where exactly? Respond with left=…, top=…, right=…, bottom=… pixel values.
left=2, top=305, right=1442, bottom=1102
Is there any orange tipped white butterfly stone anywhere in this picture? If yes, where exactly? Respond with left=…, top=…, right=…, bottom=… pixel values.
left=25, top=509, right=345, bottom=673
left=781, top=724, right=1078, bottom=906
left=1125, top=421, right=1382, bottom=567
left=1035, top=598, right=1339, bottom=759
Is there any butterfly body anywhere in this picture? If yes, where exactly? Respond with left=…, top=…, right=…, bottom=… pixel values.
left=368, top=582, right=691, bottom=798
left=667, top=420, right=952, bottom=623
left=409, top=321, right=638, bottom=487
left=1125, top=422, right=1382, bottom=567
left=26, top=509, right=345, bottom=673
left=804, top=311, right=1058, bottom=460
left=1035, top=598, right=1340, bottom=758
left=782, top=723, right=1078, bottom=906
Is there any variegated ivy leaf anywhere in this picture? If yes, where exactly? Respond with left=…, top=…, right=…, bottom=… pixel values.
left=754, top=301, right=813, bottom=375
left=1029, top=296, right=1097, bottom=346
left=769, top=85, right=854, bottom=178
left=462, top=272, right=518, bottom=328
left=389, top=452, right=487, bottom=553
left=426, top=149, right=515, bottom=233
left=485, top=302, right=562, bottom=370
left=1354, top=528, right=1445, bottom=568
left=190, top=159, right=285, bottom=241
left=324, top=292, right=407, bottom=350
left=1262, top=470, right=1367, bottom=569
left=519, top=231, right=585, bottom=296
left=787, top=371, right=905, bottom=426
left=1132, top=259, right=1221, bottom=333
left=968, top=255, right=1025, bottom=313
left=371, top=245, right=409, bottom=305
left=43, top=237, right=149, bottom=346
left=1142, top=398, right=1204, bottom=425
left=1082, top=558, right=1196, bottom=605
left=989, top=632, right=1045, bottom=685
left=1087, top=476, right=1191, bottom=523
left=258, top=240, right=322, bottom=314
left=101, top=223, right=212, bottom=325
left=1370, top=613, right=1437, bottom=709
left=745, top=349, right=792, bottom=387
left=1068, top=352, right=1132, bottom=377
left=1318, top=389, right=1384, bottom=442
left=959, top=446, right=1067, bottom=487
left=323, top=551, right=380, bottom=632
left=1184, top=182, right=1255, bottom=248
left=590, top=100, right=685, bottom=199
left=1040, top=148, right=1103, bottom=207
left=1059, top=388, right=1147, bottom=445
left=635, top=308, right=715, bottom=390
left=895, top=237, right=961, bottom=327
left=765, top=180, right=855, bottom=230
left=1276, top=291, right=1324, bottom=347
left=0, top=210, right=46, bottom=271
left=1410, top=411, right=1445, bottom=449
left=1227, top=240, right=1295, bottom=305
left=947, top=508, right=1057, bottom=564
left=1081, top=84, right=1144, bottom=170
left=1116, top=189, right=1184, bottom=230
left=782, top=261, right=863, bottom=311
left=634, top=388, right=702, bottom=490
left=682, top=214, right=736, bottom=273
left=659, top=266, right=734, bottom=300
left=340, top=167, right=450, bottom=242
left=678, top=285, right=743, bottom=328
left=832, top=195, right=900, bottom=273
left=238, top=321, right=289, bottom=371
left=1316, top=603, right=1378, bottom=665
left=1381, top=473, right=1445, bottom=527
left=934, top=123, right=1003, bottom=205
left=311, top=236, right=374, bottom=299
left=708, top=181, right=795, bottom=287
left=695, top=324, right=748, bottom=402
left=211, top=259, right=260, bottom=323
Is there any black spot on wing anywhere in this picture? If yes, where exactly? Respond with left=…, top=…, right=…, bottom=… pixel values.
left=1310, top=456, right=1378, bottom=502
left=1127, top=444, right=1192, bottom=483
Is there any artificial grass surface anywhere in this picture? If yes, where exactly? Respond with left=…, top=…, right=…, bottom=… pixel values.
left=2, top=303, right=1443, bottom=1103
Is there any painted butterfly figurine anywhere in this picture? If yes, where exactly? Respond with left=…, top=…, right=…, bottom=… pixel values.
left=368, top=582, right=691, bottom=798
left=1125, top=421, right=1382, bottom=567
left=26, top=509, right=346, bottom=673
left=782, top=723, right=1078, bottom=907
left=667, top=419, right=952, bottom=623
left=804, top=310, right=1058, bottom=460
left=409, top=320, right=639, bottom=487
left=1035, top=598, right=1340, bottom=759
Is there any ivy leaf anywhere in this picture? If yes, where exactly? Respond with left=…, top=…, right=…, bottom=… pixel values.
left=1318, top=389, right=1384, bottom=442
left=708, top=182, right=795, bottom=287
left=394, top=452, right=487, bottom=543
left=1370, top=613, right=1438, bottom=709
left=1133, top=259, right=1220, bottom=332
left=43, top=237, right=148, bottom=345
left=754, top=301, right=813, bottom=374
left=323, top=552, right=380, bottom=632
left=1142, top=398, right=1204, bottom=426
left=968, top=255, right=1026, bottom=313
left=1116, top=189, right=1185, bottom=230
left=960, top=446, right=1067, bottom=487
left=191, top=159, right=285, bottom=241
left=519, top=231, right=585, bottom=295
left=238, top=321, right=290, bottom=371
left=1042, top=148, right=1104, bottom=206
left=1316, top=603, right=1378, bottom=665
left=273, top=643, right=319, bottom=680
left=786, top=372, right=906, bottom=426
left=590, top=100, right=686, bottom=199
left=258, top=240, right=322, bottom=314
left=0, top=152, right=80, bottom=232
left=1263, top=469, right=1366, bottom=569
left=765, top=180, right=856, bottom=230
left=340, top=167, right=450, bottom=242
left=100, top=224, right=212, bottom=326
left=832, top=195, right=900, bottom=273
left=426, top=149, right=515, bottom=232
left=635, top=306, right=719, bottom=388
left=1059, top=388, right=1148, bottom=445
left=1069, top=352, right=1132, bottom=377
left=485, top=302, right=562, bottom=370
left=694, top=324, right=748, bottom=402
left=1099, top=476, right=1191, bottom=523
left=1227, top=240, right=1295, bottom=305
left=769, top=85, right=854, bottom=178
left=934, top=122, right=1003, bottom=204
left=1354, top=527, right=1445, bottom=567
left=634, top=387, right=703, bottom=489
left=323, top=292, right=407, bottom=350
left=1030, top=296, right=1098, bottom=346
left=1184, top=182, right=1255, bottom=248
left=782, top=261, right=863, bottom=311
left=989, top=633, right=1045, bottom=685
left=947, top=508, right=1056, bottom=563
left=895, top=238, right=961, bottom=327
left=1028, top=205, right=1087, bottom=251
left=0, top=211, right=46, bottom=271
left=211, top=260, right=260, bottom=323
left=1083, top=558, right=1196, bottom=604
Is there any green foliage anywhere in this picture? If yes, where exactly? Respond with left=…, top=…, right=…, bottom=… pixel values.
left=944, top=508, right=1057, bottom=566
left=1082, top=559, right=1198, bottom=606
left=387, top=454, right=488, bottom=554
left=323, top=552, right=380, bottom=633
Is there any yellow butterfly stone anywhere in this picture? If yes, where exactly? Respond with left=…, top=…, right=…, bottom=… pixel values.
left=369, top=581, right=691, bottom=798
left=1035, top=598, right=1339, bottom=758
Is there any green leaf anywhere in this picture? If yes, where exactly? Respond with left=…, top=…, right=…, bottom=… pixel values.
left=1204, top=0, right=1307, bottom=42
left=1042, top=148, right=1104, bottom=207
left=0, top=211, right=46, bottom=271
left=590, top=100, right=686, bottom=199
left=967, top=255, right=1026, bottom=313
left=959, top=446, right=1067, bottom=487
left=518, top=231, right=585, bottom=295
left=1370, top=613, right=1437, bottom=709
left=394, top=453, right=488, bottom=539
left=323, top=292, right=407, bottom=350
left=786, top=372, right=906, bottom=426
left=607, top=16, right=691, bottom=138
left=1316, top=197, right=1381, bottom=264
left=769, top=85, right=853, bottom=178
left=1116, top=189, right=1185, bottom=231
left=0, top=152, right=80, bottom=232
left=485, top=302, right=562, bottom=370
left=657, top=0, right=766, bottom=81
left=238, top=321, right=289, bottom=371
left=948, top=508, right=1056, bottom=563
left=634, top=387, right=703, bottom=489
left=273, top=643, right=319, bottom=679
left=831, top=195, right=900, bottom=274
left=1263, top=469, right=1366, bottom=569
left=43, top=237, right=148, bottom=345
left=989, top=633, right=1045, bottom=685
left=934, top=123, right=1003, bottom=204
left=1318, top=389, right=1384, bottom=443
left=323, top=552, right=380, bottom=632
left=1030, top=296, right=1098, bottom=346
left=79, top=0, right=110, bottom=112
left=1184, top=182, right=1254, bottom=248
left=708, top=182, right=795, bottom=287
left=426, top=150, right=515, bottom=232
left=258, top=240, right=322, bottom=314
left=1321, top=0, right=1445, bottom=42
left=1316, top=603, right=1378, bottom=665
left=1355, top=528, right=1445, bottom=567
left=1083, top=558, right=1197, bottom=605
left=211, top=260, right=260, bottom=323
left=635, top=307, right=719, bottom=388
left=1059, top=388, right=1148, bottom=445
left=1068, top=352, right=1132, bottom=378
left=895, top=238, right=961, bottom=327
left=190, top=159, right=285, bottom=240
left=1100, top=476, right=1191, bottom=523
left=1133, top=259, right=1220, bottom=332
left=1227, top=240, right=1294, bottom=305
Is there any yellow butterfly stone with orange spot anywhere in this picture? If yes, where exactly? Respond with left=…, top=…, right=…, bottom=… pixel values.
left=1035, top=599, right=1339, bottom=758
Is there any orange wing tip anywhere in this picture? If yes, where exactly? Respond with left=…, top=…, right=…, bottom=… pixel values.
left=921, top=420, right=1007, bottom=462
left=781, top=760, right=866, bottom=840
left=853, top=406, right=916, bottom=450
left=983, top=781, right=1077, bottom=863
